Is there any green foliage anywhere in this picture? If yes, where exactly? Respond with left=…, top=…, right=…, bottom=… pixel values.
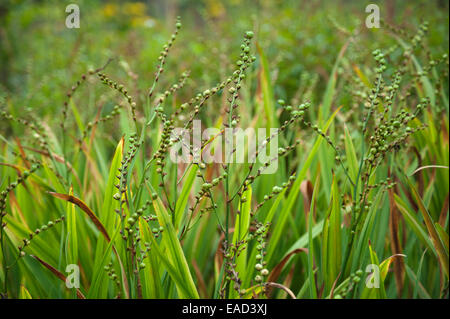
left=0, top=0, right=448, bottom=299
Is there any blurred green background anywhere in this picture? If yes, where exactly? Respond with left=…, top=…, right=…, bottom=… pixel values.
left=0, top=0, right=448, bottom=126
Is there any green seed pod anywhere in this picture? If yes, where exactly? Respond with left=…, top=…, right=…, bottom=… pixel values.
left=245, top=31, right=254, bottom=39
left=272, top=186, right=282, bottom=194
left=202, top=183, right=212, bottom=190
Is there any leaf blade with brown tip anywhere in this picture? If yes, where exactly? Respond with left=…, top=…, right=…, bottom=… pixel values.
left=48, top=192, right=110, bottom=242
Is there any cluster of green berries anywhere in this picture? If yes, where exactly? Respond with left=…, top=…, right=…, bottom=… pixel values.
left=125, top=200, right=152, bottom=235
left=225, top=31, right=256, bottom=127
left=97, top=73, right=137, bottom=123
left=62, top=71, right=90, bottom=129
left=311, top=123, right=340, bottom=153
left=176, top=78, right=230, bottom=131
left=152, top=70, right=189, bottom=120
left=1, top=164, right=40, bottom=224
left=151, top=226, right=164, bottom=239
left=114, top=133, right=140, bottom=218
left=222, top=235, right=254, bottom=296
left=253, top=222, right=270, bottom=284
left=155, top=71, right=190, bottom=118
left=149, top=17, right=181, bottom=98
left=365, top=98, right=428, bottom=167
left=155, top=120, right=176, bottom=188
left=186, top=167, right=226, bottom=217
left=18, top=216, right=65, bottom=257
left=104, top=262, right=122, bottom=298
left=333, top=270, right=363, bottom=299
left=199, top=171, right=227, bottom=194
left=372, top=49, right=387, bottom=74
left=81, top=105, right=122, bottom=142
left=61, top=58, right=113, bottom=129
left=410, top=21, right=429, bottom=50
left=136, top=242, right=152, bottom=271
left=237, top=125, right=300, bottom=202
left=198, top=203, right=219, bottom=217
left=367, top=177, right=396, bottom=191
left=419, top=53, right=449, bottom=82
left=0, top=111, right=50, bottom=150
left=278, top=99, right=311, bottom=119
left=62, top=74, right=87, bottom=131
left=255, top=174, right=296, bottom=212
left=381, top=19, right=410, bottom=39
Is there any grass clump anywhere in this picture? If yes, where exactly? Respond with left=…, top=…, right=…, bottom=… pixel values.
left=0, top=1, right=448, bottom=299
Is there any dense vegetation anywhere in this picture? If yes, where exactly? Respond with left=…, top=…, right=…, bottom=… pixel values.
left=0, top=0, right=448, bottom=299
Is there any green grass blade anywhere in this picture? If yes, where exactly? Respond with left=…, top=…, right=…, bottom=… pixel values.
left=152, top=197, right=199, bottom=299
left=230, top=186, right=252, bottom=298
left=307, top=176, right=320, bottom=299
left=175, top=164, right=198, bottom=233
left=406, top=178, right=449, bottom=278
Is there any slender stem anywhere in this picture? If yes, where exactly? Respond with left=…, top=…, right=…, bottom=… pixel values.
left=341, top=74, right=382, bottom=275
